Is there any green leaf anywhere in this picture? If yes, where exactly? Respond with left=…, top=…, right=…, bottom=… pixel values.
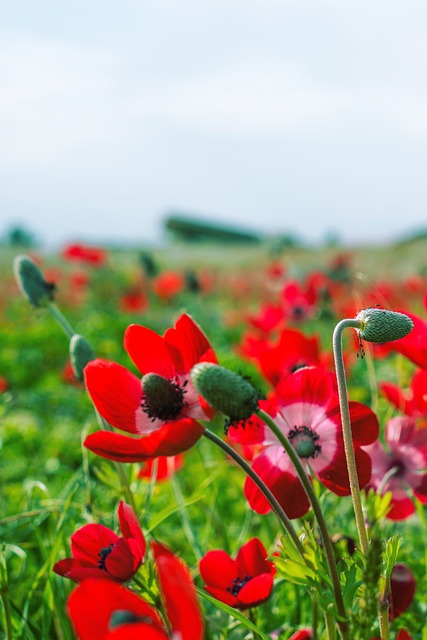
left=197, top=589, right=272, bottom=640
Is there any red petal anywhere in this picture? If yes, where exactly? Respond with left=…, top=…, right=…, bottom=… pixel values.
left=244, top=452, right=310, bottom=519
left=276, top=366, right=333, bottom=408
left=347, top=402, right=379, bottom=446
left=105, top=539, right=137, bottom=581
left=84, top=419, right=204, bottom=462
left=152, top=542, right=204, bottom=640
left=317, top=448, right=372, bottom=496
left=199, top=550, right=237, bottom=589
left=67, top=579, right=164, bottom=640
left=387, top=497, right=415, bottom=521
left=203, top=585, right=239, bottom=607
left=124, top=325, right=175, bottom=377
left=236, top=538, right=272, bottom=577
left=118, top=501, right=146, bottom=557
left=164, top=313, right=216, bottom=373
left=84, top=360, right=142, bottom=434
left=71, top=524, right=118, bottom=564
left=237, top=572, right=274, bottom=608
left=380, top=382, right=410, bottom=414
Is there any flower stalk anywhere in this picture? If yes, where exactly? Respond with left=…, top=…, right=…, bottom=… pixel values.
left=257, top=409, right=349, bottom=640
left=202, top=428, right=305, bottom=556
left=332, top=319, right=369, bottom=556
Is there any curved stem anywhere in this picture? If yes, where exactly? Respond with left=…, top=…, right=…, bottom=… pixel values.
left=257, top=409, right=349, bottom=640
left=332, top=319, right=369, bottom=556
left=47, top=302, right=75, bottom=339
left=202, top=429, right=305, bottom=557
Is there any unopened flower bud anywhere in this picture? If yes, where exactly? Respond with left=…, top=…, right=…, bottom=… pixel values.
left=190, top=362, right=259, bottom=421
left=355, top=308, right=413, bottom=343
left=69, top=334, right=96, bottom=383
left=13, top=255, right=56, bottom=307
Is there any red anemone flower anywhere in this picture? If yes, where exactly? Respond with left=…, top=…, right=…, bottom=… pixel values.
left=229, top=367, right=378, bottom=519
left=53, top=501, right=145, bottom=583
left=67, top=542, right=204, bottom=640
left=239, top=327, right=326, bottom=386
left=364, top=416, right=427, bottom=520
left=62, top=243, right=107, bottom=267
left=83, top=314, right=217, bottom=462
left=199, top=537, right=275, bottom=610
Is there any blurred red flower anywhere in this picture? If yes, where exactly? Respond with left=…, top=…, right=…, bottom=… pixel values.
left=365, top=416, right=427, bottom=520
left=53, top=501, right=145, bottom=583
left=62, top=243, right=107, bottom=267
left=67, top=542, right=203, bottom=639
left=120, top=288, right=148, bottom=314
left=199, top=537, right=275, bottom=610
left=229, top=367, right=378, bottom=519
left=84, top=314, right=217, bottom=462
left=239, top=327, right=326, bottom=386
left=151, top=271, right=185, bottom=300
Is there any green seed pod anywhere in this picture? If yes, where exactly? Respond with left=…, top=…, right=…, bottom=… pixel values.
left=191, top=362, right=259, bottom=421
left=13, top=255, right=56, bottom=307
left=356, top=308, right=414, bottom=343
left=69, top=334, right=96, bottom=383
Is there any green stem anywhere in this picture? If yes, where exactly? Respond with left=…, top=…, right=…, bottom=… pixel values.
left=0, top=583, right=13, bottom=640
left=257, top=410, right=349, bottom=640
left=47, top=302, right=75, bottom=339
left=171, top=473, right=203, bottom=561
left=96, top=412, right=137, bottom=513
left=325, top=610, right=337, bottom=640
left=378, top=600, right=390, bottom=640
left=332, top=319, right=369, bottom=557
left=202, top=428, right=305, bottom=557
left=311, top=592, right=319, bottom=640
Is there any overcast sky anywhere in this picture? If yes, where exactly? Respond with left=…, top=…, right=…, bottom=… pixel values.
left=1, top=1, right=427, bottom=248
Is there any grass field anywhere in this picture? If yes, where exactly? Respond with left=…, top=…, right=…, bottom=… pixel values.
left=1, top=237, right=427, bottom=639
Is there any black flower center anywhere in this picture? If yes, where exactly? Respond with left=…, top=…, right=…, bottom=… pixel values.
left=227, top=575, right=252, bottom=596
left=289, top=361, right=308, bottom=374
left=109, top=610, right=156, bottom=629
left=141, top=373, right=187, bottom=422
left=288, top=425, right=322, bottom=459
left=97, top=543, right=114, bottom=570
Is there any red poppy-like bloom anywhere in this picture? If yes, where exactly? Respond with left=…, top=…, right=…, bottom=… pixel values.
left=199, top=537, right=275, bottom=610
left=281, top=279, right=318, bottom=322
left=53, top=501, right=145, bottom=583
left=364, top=416, right=427, bottom=520
left=61, top=243, right=107, bottom=267
left=239, top=327, right=326, bottom=386
left=229, top=367, right=378, bottom=519
left=67, top=542, right=204, bottom=640
left=120, top=288, right=148, bottom=314
left=151, top=271, right=185, bottom=301
left=380, top=368, right=427, bottom=418
left=84, top=314, right=217, bottom=462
